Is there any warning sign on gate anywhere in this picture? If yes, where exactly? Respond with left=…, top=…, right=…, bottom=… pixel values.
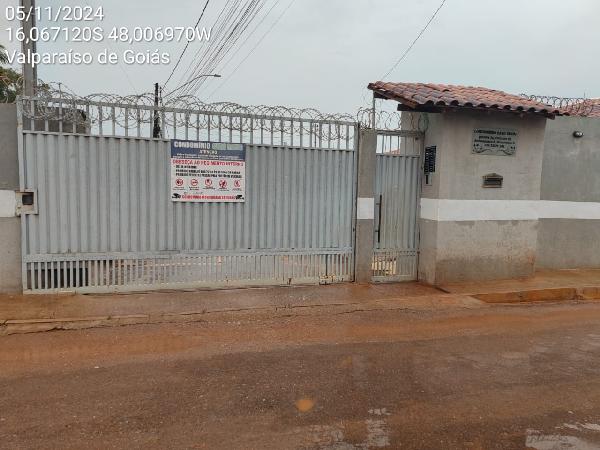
left=170, top=140, right=246, bottom=203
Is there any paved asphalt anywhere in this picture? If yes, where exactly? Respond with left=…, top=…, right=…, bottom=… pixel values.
left=3, top=300, right=600, bottom=449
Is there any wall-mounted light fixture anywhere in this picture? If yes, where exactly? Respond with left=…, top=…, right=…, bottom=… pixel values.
left=573, top=131, right=584, bottom=138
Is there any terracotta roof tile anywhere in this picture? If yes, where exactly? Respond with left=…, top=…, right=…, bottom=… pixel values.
left=368, top=82, right=563, bottom=117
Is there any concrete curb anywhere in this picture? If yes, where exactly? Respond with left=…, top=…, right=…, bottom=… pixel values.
left=3, top=286, right=599, bottom=336
left=579, top=286, right=600, bottom=300
left=0, top=294, right=484, bottom=336
left=473, top=286, right=600, bottom=304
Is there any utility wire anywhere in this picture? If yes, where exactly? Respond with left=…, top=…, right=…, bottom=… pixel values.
left=194, top=0, right=263, bottom=86
left=180, top=0, right=248, bottom=91
left=380, top=0, right=447, bottom=80
left=176, top=0, right=235, bottom=88
left=210, top=0, right=281, bottom=81
left=177, top=0, right=255, bottom=95
left=208, top=0, right=297, bottom=100
left=181, top=0, right=267, bottom=96
left=164, top=0, right=212, bottom=89
left=104, top=39, right=139, bottom=96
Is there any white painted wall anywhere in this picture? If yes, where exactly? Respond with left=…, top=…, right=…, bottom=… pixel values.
left=418, top=109, right=548, bottom=284
left=438, top=110, right=547, bottom=201
left=0, top=190, right=16, bottom=217
left=537, top=116, right=600, bottom=269
left=421, top=199, right=600, bottom=221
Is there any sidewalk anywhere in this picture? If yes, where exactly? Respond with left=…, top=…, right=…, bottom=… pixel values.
left=2, top=269, right=599, bottom=335
left=0, top=282, right=482, bottom=335
left=439, top=268, right=600, bottom=303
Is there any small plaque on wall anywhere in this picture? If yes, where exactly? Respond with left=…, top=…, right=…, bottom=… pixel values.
left=472, top=128, right=518, bottom=156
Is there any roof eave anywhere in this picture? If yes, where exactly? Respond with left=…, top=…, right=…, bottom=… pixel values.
left=368, top=84, right=560, bottom=119
left=397, top=103, right=557, bottom=119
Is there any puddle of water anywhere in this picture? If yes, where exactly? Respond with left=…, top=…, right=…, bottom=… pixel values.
left=560, top=423, right=600, bottom=432
left=526, top=429, right=600, bottom=450
left=305, top=408, right=391, bottom=449
left=363, top=419, right=389, bottom=448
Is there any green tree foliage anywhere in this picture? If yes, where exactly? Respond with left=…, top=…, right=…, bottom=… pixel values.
left=0, top=67, right=21, bottom=103
left=0, top=43, right=8, bottom=64
left=0, top=43, right=22, bottom=103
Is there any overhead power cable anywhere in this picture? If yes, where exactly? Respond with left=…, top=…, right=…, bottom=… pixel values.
left=380, top=0, right=447, bottom=80
left=176, top=0, right=236, bottom=87
left=180, top=0, right=253, bottom=88
left=179, top=0, right=267, bottom=97
left=209, top=0, right=282, bottom=82
left=208, top=0, right=297, bottom=100
left=189, top=0, right=266, bottom=95
left=164, top=0, right=212, bottom=89
left=192, top=0, right=264, bottom=91
left=104, top=39, right=139, bottom=96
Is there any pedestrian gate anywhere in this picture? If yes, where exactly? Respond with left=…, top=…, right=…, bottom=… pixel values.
left=372, top=131, right=422, bottom=282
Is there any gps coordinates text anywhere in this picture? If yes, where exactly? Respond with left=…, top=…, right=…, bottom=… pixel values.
left=4, top=5, right=212, bottom=67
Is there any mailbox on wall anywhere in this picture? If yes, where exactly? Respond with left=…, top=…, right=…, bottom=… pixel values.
left=482, top=173, right=504, bottom=188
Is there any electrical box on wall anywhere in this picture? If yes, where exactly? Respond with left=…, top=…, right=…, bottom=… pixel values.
left=482, top=173, right=503, bottom=188
left=15, top=190, right=37, bottom=216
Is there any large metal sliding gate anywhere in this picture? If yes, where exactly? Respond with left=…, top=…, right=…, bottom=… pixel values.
left=372, top=130, right=422, bottom=281
left=18, top=96, right=357, bottom=293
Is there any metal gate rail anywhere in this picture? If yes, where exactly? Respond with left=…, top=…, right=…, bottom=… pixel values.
left=24, top=250, right=353, bottom=293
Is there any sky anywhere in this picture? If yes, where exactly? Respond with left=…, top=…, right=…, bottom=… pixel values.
left=1, top=0, right=599, bottom=114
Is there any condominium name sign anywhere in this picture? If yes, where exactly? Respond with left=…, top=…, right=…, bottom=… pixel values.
left=170, top=140, right=246, bottom=203
left=472, top=128, right=518, bottom=156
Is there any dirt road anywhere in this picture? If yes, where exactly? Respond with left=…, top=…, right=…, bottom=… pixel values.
left=3, top=300, right=600, bottom=449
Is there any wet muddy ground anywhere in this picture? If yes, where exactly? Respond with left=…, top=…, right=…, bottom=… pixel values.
left=2, top=300, right=600, bottom=449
